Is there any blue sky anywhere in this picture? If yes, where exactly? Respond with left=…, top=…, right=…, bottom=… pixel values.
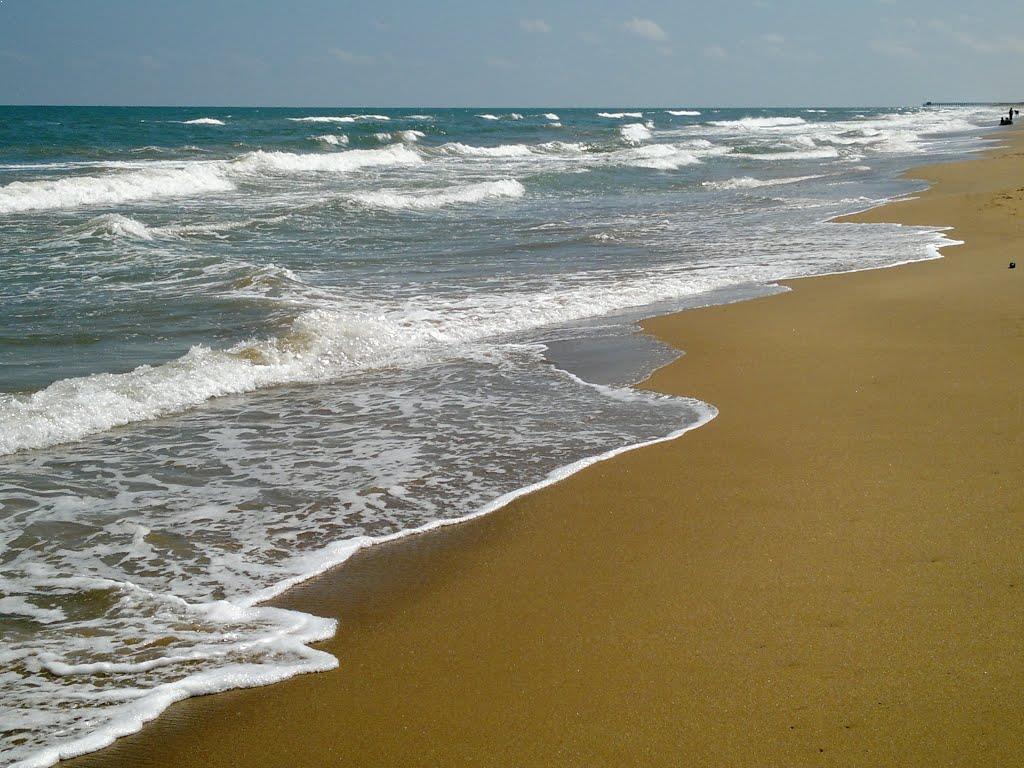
left=1, top=0, right=1021, bottom=106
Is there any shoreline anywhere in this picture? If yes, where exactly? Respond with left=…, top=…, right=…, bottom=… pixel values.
left=67, top=126, right=1024, bottom=767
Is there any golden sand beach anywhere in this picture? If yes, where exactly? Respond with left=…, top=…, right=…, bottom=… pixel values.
left=72, top=127, right=1024, bottom=767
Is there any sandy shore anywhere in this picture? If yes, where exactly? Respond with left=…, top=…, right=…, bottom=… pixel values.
left=70, top=127, right=1024, bottom=767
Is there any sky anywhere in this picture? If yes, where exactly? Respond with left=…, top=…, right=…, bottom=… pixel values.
left=1, top=0, right=1022, bottom=107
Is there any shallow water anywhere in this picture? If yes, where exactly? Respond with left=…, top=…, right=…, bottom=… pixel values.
left=0, top=105, right=994, bottom=766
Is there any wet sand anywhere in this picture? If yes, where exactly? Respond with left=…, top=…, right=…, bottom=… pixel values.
left=72, top=127, right=1024, bottom=767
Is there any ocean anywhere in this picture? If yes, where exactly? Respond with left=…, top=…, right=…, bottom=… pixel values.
left=0, top=104, right=993, bottom=766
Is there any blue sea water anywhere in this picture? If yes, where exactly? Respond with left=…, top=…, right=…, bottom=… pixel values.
left=0, top=104, right=994, bottom=765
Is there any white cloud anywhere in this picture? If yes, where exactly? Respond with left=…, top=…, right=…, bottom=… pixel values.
left=623, top=18, right=668, bottom=42
left=519, top=18, right=551, bottom=34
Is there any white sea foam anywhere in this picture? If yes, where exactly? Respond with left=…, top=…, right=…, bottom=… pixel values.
left=620, top=122, right=653, bottom=144
left=702, top=174, right=825, bottom=190
left=0, top=146, right=423, bottom=213
left=312, top=133, right=349, bottom=146
left=476, top=113, right=500, bottom=120
left=509, top=113, right=524, bottom=120
left=180, top=118, right=226, bottom=126
left=666, top=110, right=701, bottom=116
left=79, top=213, right=156, bottom=240
left=5, top=379, right=715, bottom=768
left=543, top=113, right=560, bottom=120
left=6, top=233, right=868, bottom=455
left=0, top=596, right=66, bottom=624
left=374, top=130, right=425, bottom=143
left=744, top=146, right=840, bottom=161
left=598, top=111, right=643, bottom=119
left=288, top=116, right=356, bottom=123
left=403, top=114, right=434, bottom=120
left=709, top=116, right=807, bottom=129
left=438, top=142, right=535, bottom=157
left=0, top=164, right=236, bottom=214
left=616, top=143, right=701, bottom=169
left=232, top=146, right=422, bottom=174
left=347, top=179, right=525, bottom=210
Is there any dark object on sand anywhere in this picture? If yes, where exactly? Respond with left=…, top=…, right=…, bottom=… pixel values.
left=1010, top=262, right=1016, bottom=269
left=1000, top=117, right=1013, bottom=126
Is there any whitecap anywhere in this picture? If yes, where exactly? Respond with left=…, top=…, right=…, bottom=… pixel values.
left=438, top=142, right=535, bottom=157
left=701, top=174, right=825, bottom=190
left=620, top=122, right=653, bottom=144
left=709, top=116, right=807, bottom=129
left=312, top=134, right=349, bottom=146
left=347, top=179, right=525, bottom=211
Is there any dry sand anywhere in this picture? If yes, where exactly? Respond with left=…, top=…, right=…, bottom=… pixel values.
left=71, top=128, right=1024, bottom=767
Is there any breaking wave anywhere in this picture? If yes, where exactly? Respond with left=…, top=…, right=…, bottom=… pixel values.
left=347, top=179, right=525, bottom=211
left=438, top=142, right=535, bottom=157
left=702, top=174, right=825, bottom=190
left=620, top=122, right=653, bottom=144
left=312, top=134, right=349, bottom=146
left=710, top=116, right=807, bottom=129
left=0, top=146, right=422, bottom=213
left=0, top=164, right=236, bottom=214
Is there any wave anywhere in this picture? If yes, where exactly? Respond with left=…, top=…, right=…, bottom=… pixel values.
left=543, top=113, right=560, bottom=121
left=0, top=251, right=824, bottom=455
left=476, top=114, right=500, bottom=120
left=346, top=179, right=525, bottom=211
left=403, top=114, right=434, bottom=120
left=287, top=114, right=390, bottom=124
left=743, top=146, right=840, bottom=161
left=6, top=389, right=716, bottom=768
left=374, top=130, right=425, bottom=143
left=666, top=110, right=701, bottom=116
left=438, top=142, right=535, bottom=157
left=231, top=145, right=422, bottom=174
left=77, top=213, right=156, bottom=240
left=312, top=134, right=349, bottom=146
left=701, top=174, right=825, bottom=190
left=0, top=146, right=422, bottom=213
left=598, top=111, right=643, bottom=119
left=709, top=116, right=807, bottom=129
left=0, top=164, right=236, bottom=214
left=620, top=122, right=653, bottom=144
left=616, top=144, right=701, bottom=169
left=180, top=118, right=226, bottom=126
left=288, top=116, right=356, bottom=123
